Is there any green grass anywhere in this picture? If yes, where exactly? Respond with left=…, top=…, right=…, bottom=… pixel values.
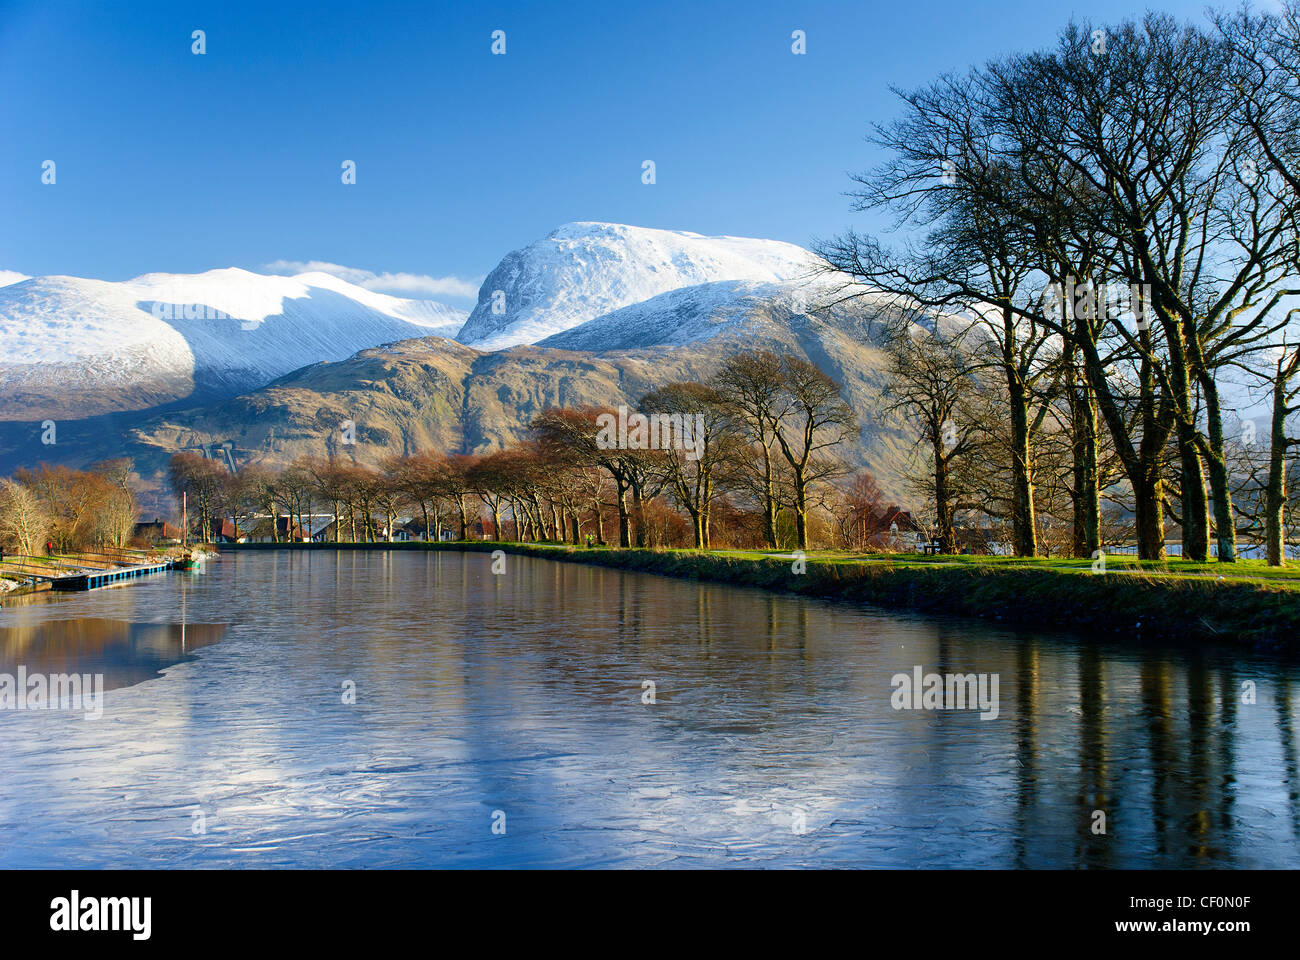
left=501, top=541, right=1300, bottom=589
left=696, top=548, right=1300, bottom=587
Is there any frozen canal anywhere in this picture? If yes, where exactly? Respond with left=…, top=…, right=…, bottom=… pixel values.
left=2, top=549, right=1298, bottom=868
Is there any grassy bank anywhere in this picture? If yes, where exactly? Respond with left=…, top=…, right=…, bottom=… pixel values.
left=223, top=540, right=1300, bottom=654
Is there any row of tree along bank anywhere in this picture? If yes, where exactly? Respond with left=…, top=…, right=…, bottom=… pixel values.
left=164, top=340, right=1300, bottom=564
left=817, top=7, right=1300, bottom=566
left=221, top=541, right=1300, bottom=654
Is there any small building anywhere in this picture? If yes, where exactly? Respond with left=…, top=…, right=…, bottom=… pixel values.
left=299, top=516, right=335, bottom=542
left=235, top=515, right=307, bottom=543
left=238, top=514, right=335, bottom=543
left=311, top=519, right=343, bottom=543
left=275, top=516, right=308, bottom=542
left=872, top=506, right=923, bottom=551
left=400, top=519, right=457, bottom=542
left=209, top=518, right=247, bottom=544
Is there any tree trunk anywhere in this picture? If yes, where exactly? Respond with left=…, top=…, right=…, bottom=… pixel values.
left=1164, top=317, right=1208, bottom=562
left=760, top=444, right=779, bottom=548
left=688, top=507, right=704, bottom=549
left=1197, top=377, right=1237, bottom=563
left=1069, top=362, right=1101, bottom=558
left=1134, top=470, right=1166, bottom=561
left=1076, top=310, right=1170, bottom=562
left=1177, top=419, right=1210, bottom=562
left=615, top=485, right=630, bottom=548
left=1003, top=321, right=1037, bottom=557
left=934, top=440, right=955, bottom=554
left=793, top=475, right=808, bottom=550
left=631, top=483, right=646, bottom=548
left=1266, top=367, right=1291, bottom=567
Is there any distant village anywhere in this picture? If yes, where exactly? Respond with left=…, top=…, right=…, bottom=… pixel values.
left=134, top=504, right=927, bottom=551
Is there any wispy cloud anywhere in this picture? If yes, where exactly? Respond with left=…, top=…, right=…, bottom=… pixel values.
left=262, top=260, right=480, bottom=300
left=0, top=270, right=30, bottom=287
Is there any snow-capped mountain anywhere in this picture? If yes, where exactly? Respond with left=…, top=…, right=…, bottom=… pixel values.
left=0, top=221, right=863, bottom=445
left=120, top=274, right=907, bottom=500
left=456, top=222, right=826, bottom=350
left=0, top=223, right=912, bottom=491
left=0, top=268, right=466, bottom=419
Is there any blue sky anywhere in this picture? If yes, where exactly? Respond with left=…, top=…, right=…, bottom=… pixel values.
left=1, top=0, right=1214, bottom=304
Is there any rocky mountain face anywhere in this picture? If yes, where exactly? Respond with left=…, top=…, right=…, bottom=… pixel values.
left=120, top=289, right=911, bottom=498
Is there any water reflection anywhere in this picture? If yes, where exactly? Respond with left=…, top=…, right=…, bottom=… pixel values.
left=0, top=618, right=227, bottom=692
left=0, top=550, right=1296, bottom=868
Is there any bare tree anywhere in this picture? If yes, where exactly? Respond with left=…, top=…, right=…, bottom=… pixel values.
left=767, top=356, right=858, bottom=550
left=881, top=325, right=983, bottom=553
left=0, top=479, right=50, bottom=555
left=639, top=382, right=738, bottom=549
left=167, top=452, right=228, bottom=544
left=716, top=351, right=789, bottom=548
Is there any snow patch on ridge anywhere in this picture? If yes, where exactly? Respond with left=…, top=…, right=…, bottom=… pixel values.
left=0, top=268, right=467, bottom=418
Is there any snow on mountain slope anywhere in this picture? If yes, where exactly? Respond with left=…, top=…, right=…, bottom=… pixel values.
left=539, top=280, right=797, bottom=351
left=456, top=222, right=825, bottom=350
left=537, top=275, right=875, bottom=352
left=261, top=271, right=465, bottom=335
left=0, top=268, right=467, bottom=419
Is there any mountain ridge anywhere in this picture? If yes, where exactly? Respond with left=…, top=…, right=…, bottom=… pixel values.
left=116, top=290, right=911, bottom=503
left=0, top=267, right=467, bottom=420
left=0, top=223, right=912, bottom=505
